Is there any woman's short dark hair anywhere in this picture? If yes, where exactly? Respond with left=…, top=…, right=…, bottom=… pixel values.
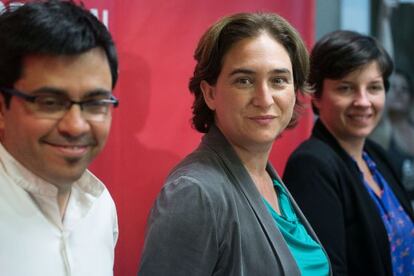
left=189, top=12, right=311, bottom=133
left=309, top=30, right=393, bottom=115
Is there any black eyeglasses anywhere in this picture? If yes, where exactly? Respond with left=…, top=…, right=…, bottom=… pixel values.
left=1, top=87, right=119, bottom=122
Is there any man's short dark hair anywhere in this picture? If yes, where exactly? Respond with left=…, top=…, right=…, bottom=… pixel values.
left=0, top=0, right=118, bottom=106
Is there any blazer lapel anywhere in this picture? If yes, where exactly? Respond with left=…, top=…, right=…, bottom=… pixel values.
left=267, top=164, right=320, bottom=243
left=202, top=125, right=300, bottom=276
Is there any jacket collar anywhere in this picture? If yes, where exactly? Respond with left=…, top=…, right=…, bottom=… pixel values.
left=311, top=119, right=412, bottom=275
left=312, top=119, right=356, bottom=163
left=200, top=125, right=301, bottom=275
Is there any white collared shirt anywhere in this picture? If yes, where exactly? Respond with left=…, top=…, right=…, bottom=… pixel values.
left=0, top=143, right=118, bottom=276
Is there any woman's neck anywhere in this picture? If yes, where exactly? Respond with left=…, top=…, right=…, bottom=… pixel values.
left=231, top=143, right=282, bottom=214
left=337, top=137, right=365, bottom=160
left=231, top=141, right=271, bottom=176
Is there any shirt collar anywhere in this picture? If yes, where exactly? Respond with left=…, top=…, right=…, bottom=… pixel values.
left=362, top=151, right=378, bottom=172
left=0, top=142, right=106, bottom=229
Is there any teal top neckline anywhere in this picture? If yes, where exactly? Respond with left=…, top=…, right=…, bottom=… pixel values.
left=263, top=179, right=329, bottom=276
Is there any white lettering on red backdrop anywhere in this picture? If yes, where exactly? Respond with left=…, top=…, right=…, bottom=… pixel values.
left=0, top=1, right=109, bottom=28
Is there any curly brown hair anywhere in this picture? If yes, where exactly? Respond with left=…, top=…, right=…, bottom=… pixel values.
left=188, top=12, right=312, bottom=133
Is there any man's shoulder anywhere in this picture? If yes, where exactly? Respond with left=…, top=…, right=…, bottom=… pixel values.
left=77, top=170, right=117, bottom=211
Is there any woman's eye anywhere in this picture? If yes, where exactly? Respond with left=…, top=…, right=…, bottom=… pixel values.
left=271, top=77, right=287, bottom=86
left=337, top=85, right=352, bottom=93
left=369, top=85, right=384, bottom=92
left=234, top=77, right=253, bottom=87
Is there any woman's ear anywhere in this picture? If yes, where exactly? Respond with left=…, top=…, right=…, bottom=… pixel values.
left=200, top=80, right=216, bottom=111
left=312, top=96, right=321, bottom=110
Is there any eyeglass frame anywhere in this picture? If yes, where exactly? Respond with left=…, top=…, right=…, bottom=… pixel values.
left=0, top=86, right=119, bottom=121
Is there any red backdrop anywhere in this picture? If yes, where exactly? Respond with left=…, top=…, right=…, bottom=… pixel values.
left=87, top=1, right=315, bottom=275
left=3, top=0, right=314, bottom=275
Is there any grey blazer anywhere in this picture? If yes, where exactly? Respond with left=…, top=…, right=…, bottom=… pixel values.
left=138, top=125, right=329, bottom=276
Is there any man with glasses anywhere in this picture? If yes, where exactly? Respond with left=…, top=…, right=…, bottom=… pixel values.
left=0, top=1, right=119, bottom=275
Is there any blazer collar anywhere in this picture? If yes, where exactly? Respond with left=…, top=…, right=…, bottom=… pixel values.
left=201, top=125, right=301, bottom=276
left=312, top=119, right=396, bottom=274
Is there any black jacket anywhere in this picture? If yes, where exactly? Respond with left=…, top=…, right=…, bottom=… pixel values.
left=283, top=119, right=414, bottom=276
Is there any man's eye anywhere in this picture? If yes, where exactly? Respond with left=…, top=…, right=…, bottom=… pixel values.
left=84, top=100, right=110, bottom=113
left=36, top=96, right=66, bottom=110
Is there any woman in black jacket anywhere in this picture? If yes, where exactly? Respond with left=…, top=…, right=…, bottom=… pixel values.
left=283, top=30, right=414, bottom=276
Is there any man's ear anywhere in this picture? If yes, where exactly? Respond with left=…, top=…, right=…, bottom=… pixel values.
left=0, top=94, right=7, bottom=131
left=200, top=80, right=216, bottom=111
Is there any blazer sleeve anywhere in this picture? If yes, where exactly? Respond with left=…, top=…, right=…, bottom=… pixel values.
left=283, top=149, right=348, bottom=276
left=138, top=175, right=219, bottom=276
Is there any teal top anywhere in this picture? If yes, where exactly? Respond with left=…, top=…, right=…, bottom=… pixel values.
left=263, top=179, right=329, bottom=276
